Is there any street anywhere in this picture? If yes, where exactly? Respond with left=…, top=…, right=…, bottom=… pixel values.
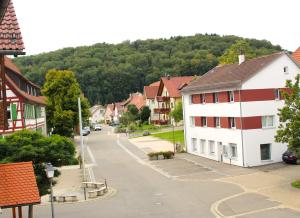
left=2, top=126, right=300, bottom=218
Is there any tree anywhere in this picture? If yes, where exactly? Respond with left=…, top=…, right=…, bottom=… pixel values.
left=140, top=106, right=151, bottom=123
left=42, top=69, right=90, bottom=137
left=127, top=104, right=139, bottom=117
left=0, top=130, right=78, bottom=195
left=170, top=101, right=183, bottom=125
left=275, top=75, right=300, bottom=157
left=219, top=40, right=256, bottom=64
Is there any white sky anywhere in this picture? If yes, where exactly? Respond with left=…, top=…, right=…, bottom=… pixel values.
left=13, top=0, right=300, bottom=55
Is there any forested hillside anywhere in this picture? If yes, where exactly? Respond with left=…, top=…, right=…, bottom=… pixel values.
left=13, top=34, right=282, bottom=105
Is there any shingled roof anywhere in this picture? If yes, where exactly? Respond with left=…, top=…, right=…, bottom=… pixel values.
left=0, top=162, right=40, bottom=208
left=158, top=76, right=195, bottom=97
left=182, top=52, right=286, bottom=93
left=0, top=0, right=25, bottom=53
left=292, top=47, right=300, bottom=65
left=144, top=86, right=159, bottom=99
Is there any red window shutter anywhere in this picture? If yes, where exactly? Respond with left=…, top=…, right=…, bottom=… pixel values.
left=195, top=116, right=201, bottom=126
left=192, top=95, right=201, bottom=104
left=220, top=117, right=230, bottom=128
left=207, top=117, right=215, bottom=127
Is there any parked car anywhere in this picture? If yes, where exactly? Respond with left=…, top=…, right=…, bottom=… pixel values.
left=83, top=126, right=90, bottom=134
left=82, top=129, right=89, bottom=136
left=94, top=124, right=102, bottom=131
left=282, top=150, right=299, bottom=164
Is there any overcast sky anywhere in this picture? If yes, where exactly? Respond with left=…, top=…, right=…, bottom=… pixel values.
left=13, top=0, right=300, bottom=55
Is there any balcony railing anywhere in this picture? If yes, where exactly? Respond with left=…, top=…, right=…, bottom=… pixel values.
left=156, top=96, right=170, bottom=102
left=154, top=108, right=171, bottom=114
left=152, top=120, right=169, bottom=125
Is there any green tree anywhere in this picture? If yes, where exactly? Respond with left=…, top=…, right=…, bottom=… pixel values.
left=275, top=75, right=300, bottom=157
left=0, top=130, right=78, bottom=195
left=42, top=69, right=90, bottom=137
left=127, top=104, right=139, bottom=117
left=219, top=40, right=256, bottom=64
left=170, top=101, right=183, bottom=125
left=140, top=106, right=151, bottom=123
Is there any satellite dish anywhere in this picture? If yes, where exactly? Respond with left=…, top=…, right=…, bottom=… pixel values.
left=0, top=0, right=9, bottom=23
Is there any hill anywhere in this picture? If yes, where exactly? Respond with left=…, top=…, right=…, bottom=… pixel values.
left=13, top=34, right=282, bottom=105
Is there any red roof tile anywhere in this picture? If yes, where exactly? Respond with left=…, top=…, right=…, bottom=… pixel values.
left=144, top=86, right=158, bottom=99
left=0, top=0, right=24, bottom=52
left=149, top=81, right=160, bottom=86
left=122, top=92, right=145, bottom=110
left=0, top=162, right=40, bottom=208
left=158, top=76, right=195, bottom=97
left=0, top=0, right=10, bottom=22
left=292, top=47, right=300, bottom=65
left=183, top=52, right=285, bottom=93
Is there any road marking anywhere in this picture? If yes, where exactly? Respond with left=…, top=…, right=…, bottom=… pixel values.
left=87, top=146, right=97, bottom=165
left=116, top=135, right=172, bottom=178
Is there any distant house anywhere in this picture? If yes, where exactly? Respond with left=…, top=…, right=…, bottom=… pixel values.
left=89, top=105, right=105, bottom=126
left=122, top=92, right=145, bottom=111
left=0, top=58, right=47, bottom=136
left=144, top=81, right=159, bottom=122
left=181, top=52, right=300, bottom=167
left=104, top=104, right=114, bottom=124
left=292, top=47, right=300, bottom=64
left=152, top=76, right=194, bottom=125
left=104, top=102, right=124, bottom=124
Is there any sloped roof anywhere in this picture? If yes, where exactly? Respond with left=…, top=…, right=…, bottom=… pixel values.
left=149, top=81, right=160, bottom=86
left=182, top=52, right=285, bottom=93
left=292, top=47, right=300, bottom=64
left=0, top=0, right=9, bottom=22
left=158, top=76, right=194, bottom=97
left=144, top=86, right=158, bottom=99
left=0, top=162, right=40, bottom=208
left=122, top=92, right=145, bottom=110
left=4, top=57, right=46, bottom=105
left=0, top=0, right=25, bottom=53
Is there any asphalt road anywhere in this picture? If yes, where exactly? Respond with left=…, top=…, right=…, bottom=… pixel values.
left=2, top=126, right=298, bottom=218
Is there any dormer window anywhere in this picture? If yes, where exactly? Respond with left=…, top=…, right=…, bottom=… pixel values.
left=284, top=66, right=289, bottom=74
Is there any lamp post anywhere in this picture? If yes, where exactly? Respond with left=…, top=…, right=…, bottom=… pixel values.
left=46, top=163, right=55, bottom=218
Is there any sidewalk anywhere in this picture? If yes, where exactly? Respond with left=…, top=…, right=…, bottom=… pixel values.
left=129, top=136, right=175, bottom=153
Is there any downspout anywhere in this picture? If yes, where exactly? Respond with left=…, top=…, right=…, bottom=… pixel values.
left=182, top=95, right=187, bottom=152
left=239, top=89, right=245, bottom=167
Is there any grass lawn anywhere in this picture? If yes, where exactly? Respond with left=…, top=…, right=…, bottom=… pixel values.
left=291, top=180, right=300, bottom=189
left=152, top=130, right=184, bottom=145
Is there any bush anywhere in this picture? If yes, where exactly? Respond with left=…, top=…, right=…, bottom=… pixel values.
left=147, top=151, right=174, bottom=160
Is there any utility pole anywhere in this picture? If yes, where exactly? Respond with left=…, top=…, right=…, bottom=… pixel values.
left=78, top=97, right=86, bottom=181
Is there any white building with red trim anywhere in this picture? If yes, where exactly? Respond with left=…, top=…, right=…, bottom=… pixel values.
left=181, top=52, right=300, bottom=167
left=0, top=57, right=47, bottom=136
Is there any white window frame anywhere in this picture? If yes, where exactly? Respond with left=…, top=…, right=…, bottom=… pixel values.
left=209, top=140, right=215, bottom=155
left=189, top=95, right=193, bottom=104
left=202, top=117, right=207, bottom=127
left=229, top=117, right=236, bottom=129
left=190, top=116, right=195, bottom=127
left=201, top=94, right=206, bottom=104
left=275, top=89, right=280, bottom=100
left=213, top=93, right=219, bottom=103
left=262, top=116, right=275, bottom=128
left=191, top=138, right=197, bottom=152
left=200, top=139, right=206, bottom=154
left=229, top=143, right=237, bottom=159
left=229, top=91, right=234, bottom=102
left=260, top=143, right=271, bottom=161
left=215, top=117, right=220, bottom=128
left=223, top=145, right=228, bottom=157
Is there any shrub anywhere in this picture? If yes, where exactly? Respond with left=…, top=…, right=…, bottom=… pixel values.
left=147, top=151, right=174, bottom=160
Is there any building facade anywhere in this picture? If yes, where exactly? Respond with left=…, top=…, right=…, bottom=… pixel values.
left=181, top=52, right=300, bottom=167
left=0, top=58, right=47, bottom=136
left=89, top=105, right=105, bottom=126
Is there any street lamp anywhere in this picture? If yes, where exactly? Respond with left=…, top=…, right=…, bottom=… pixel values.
left=46, top=163, right=55, bottom=218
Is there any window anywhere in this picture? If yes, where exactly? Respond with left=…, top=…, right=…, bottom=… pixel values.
left=275, top=89, right=280, bottom=100
left=213, top=93, right=219, bottom=103
left=262, top=116, right=275, bottom=128
left=223, top=145, right=228, bottom=157
left=7, top=104, right=11, bottom=120
left=209, top=140, right=215, bottom=155
left=260, top=144, right=271, bottom=160
left=201, top=94, right=206, bottom=104
left=201, top=117, right=207, bottom=127
left=190, top=116, right=195, bottom=127
left=215, top=117, right=220, bottom=128
left=191, top=138, right=197, bottom=152
left=189, top=95, right=193, bottom=104
left=228, top=91, right=234, bottom=102
left=284, top=66, right=289, bottom=74
left=229, top=117, right=236, bottom=129
left=200, top=139, right=206, bottom=154
left=229, top=143, right=237, bottom=158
